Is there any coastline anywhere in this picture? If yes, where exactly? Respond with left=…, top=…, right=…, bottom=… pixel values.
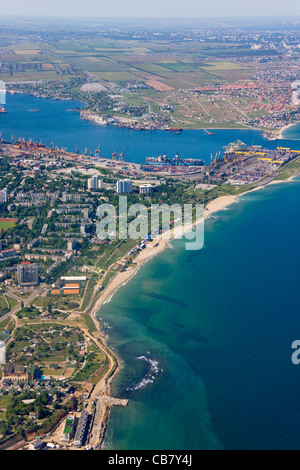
left=86, top=185, right=272, bottom=448
left=88, top=176, right=300, bottom=417
left=5, top=88, right=300, bottom=446
left=7, top=90, right=273, bottom=135
left=90, top=194, right=240, bottom=325
left=86, top=193, right=244, bottom=447
left=77, top=104, right=299, bottom=141
left=80, top=108, right=269, bottom=133
left=278, top=121, right=300, bottom=139
left=9, top=88, right=300, bottom=141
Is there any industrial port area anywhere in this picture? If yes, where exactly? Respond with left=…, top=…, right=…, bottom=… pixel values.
left=2, top=137, right=300, bottom=186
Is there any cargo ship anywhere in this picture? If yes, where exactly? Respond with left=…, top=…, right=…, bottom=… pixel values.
left=145, top=154, right=204, bottom=166
left=165, top=127, right=182, bottom=132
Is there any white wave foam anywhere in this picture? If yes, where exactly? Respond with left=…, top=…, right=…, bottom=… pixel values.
left=127, top=355, right=163, bottom=391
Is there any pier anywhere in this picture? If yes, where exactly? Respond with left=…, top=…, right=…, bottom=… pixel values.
left=88, top=394, right=129, bottom=450
left=203, top=128, right=215, bottom=136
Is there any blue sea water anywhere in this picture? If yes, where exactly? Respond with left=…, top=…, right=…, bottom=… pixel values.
left=98, top=181, right=300, bottom=450
left=283, top=123, right=300, bottom=141
left=1, top=93, right=300, bottom=449
left=1, top=93, right=300, bottom=164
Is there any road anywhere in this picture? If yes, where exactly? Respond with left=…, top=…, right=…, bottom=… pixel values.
left=1, top=286, right=47, bottom=321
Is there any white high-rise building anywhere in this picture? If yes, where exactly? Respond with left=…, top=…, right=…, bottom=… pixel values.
left=0, top=189, right=8, bottom=204
left=116, top=179, right=133, bottom=194
left=87, top=175, right=102, bottom=190
left=17, top=263, right=39, bottom=286
left=0, top=341, right=5, bottom=365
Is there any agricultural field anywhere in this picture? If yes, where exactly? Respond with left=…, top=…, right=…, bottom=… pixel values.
left=1, top=26, right=297, bottom=129
left=0, top=40, right=76, bottom=82
left=0, top=35, right=255, bottom=88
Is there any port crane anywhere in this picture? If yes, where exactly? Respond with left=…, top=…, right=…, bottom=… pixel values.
left=94, top=144, right=101, bottom=157
left=112, top=147, right=125, bottom=161
left=211, top=151, right=221, bottom=168
left=223, top=140, right=246, bottom=155
left=119, top=147, right=125, bottom=162
left=277, top=147, right=300, bottom=154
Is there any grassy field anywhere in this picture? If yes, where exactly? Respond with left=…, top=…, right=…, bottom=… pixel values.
left=276, top=158, right=300, bottom=180
left=0, top=296, right=8, bottom=317
left=0, top=395, right=11, bottom=418
left=80, top=274, right=98, bottom=311
left=0, top=219, right=17, bottom=231
left=5, top=296, right=19, bottom=310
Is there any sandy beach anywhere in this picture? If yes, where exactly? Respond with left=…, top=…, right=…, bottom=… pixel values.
left=90, top=176, right=300, bottom=327
left=278, top=122, right=300, bottom=139
left=90, top=193, right=243, bottom=328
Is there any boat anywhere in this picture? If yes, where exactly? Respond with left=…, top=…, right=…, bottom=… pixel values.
left=145, top=155, right=204, bottom=166
left=0, top=107, right=7, bottom=114
left=165, top=127, right=182, bottom=132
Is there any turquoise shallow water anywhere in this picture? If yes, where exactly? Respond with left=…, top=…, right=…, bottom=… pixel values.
left=98, top=181, right=300, bottom=450
left=282, top=123, right=300, bottom=140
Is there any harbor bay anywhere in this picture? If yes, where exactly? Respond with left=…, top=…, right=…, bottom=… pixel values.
left=2, top=93, right=300, bottom=164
